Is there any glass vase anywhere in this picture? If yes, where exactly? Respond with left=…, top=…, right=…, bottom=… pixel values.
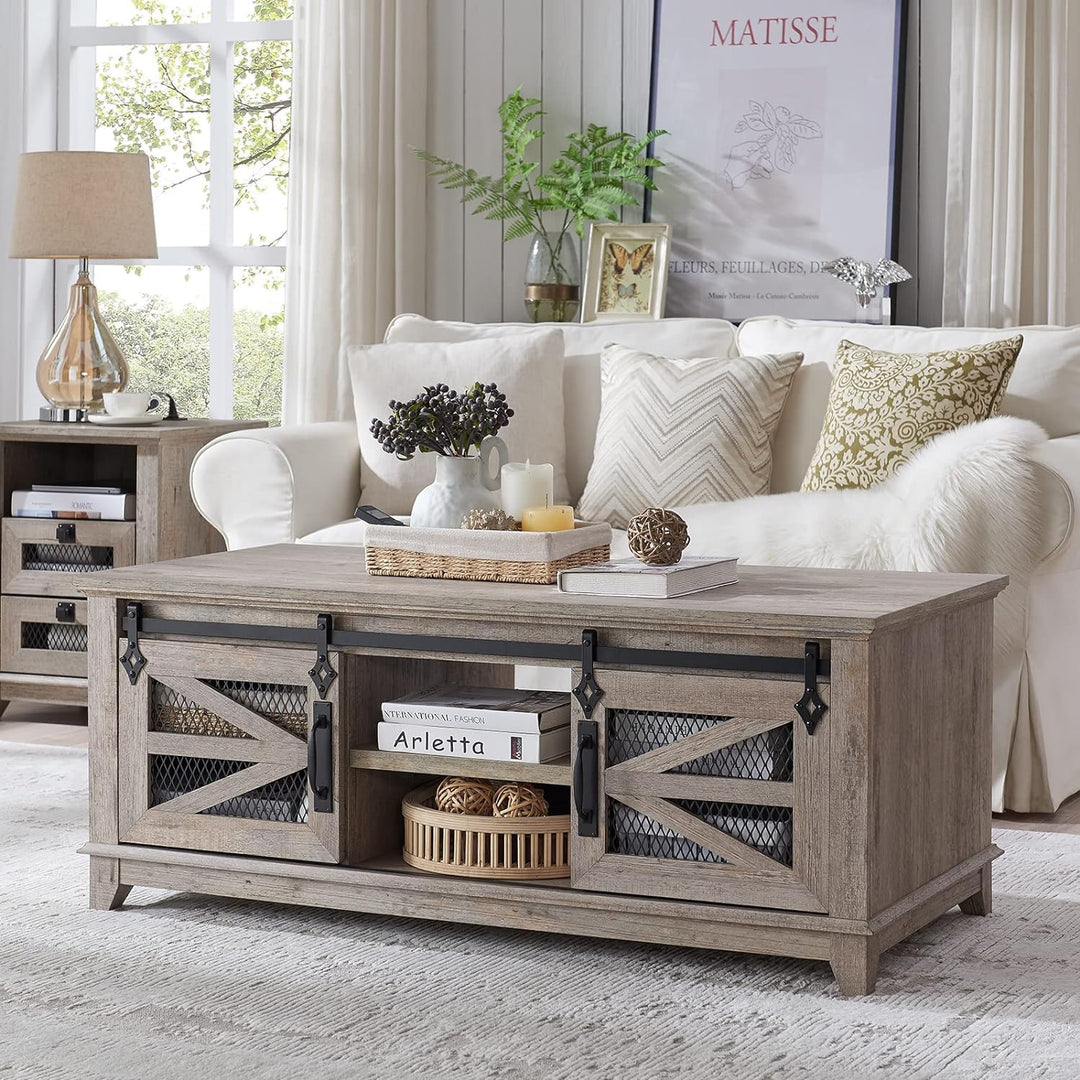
left=524, top=229, right=580, bottom=323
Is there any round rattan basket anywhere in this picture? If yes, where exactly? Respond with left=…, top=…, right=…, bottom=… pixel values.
left=401, top=783, right=570, bottom=880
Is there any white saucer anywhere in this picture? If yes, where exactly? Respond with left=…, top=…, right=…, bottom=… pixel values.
left=87, top=413, right=165, bottom=426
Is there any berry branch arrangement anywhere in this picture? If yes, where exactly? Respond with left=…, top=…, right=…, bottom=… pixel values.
left=370, top=382, right=514, bottom=460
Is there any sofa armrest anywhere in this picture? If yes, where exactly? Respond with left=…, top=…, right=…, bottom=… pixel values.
left=190, top=422, right=360, bottom=549
left=1032, top=434, right=1079, bottom=571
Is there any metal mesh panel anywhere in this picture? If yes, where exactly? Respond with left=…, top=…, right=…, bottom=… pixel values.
left=151, top=681, right=249, bottom=739
left=21, top=622, right=87, bottom=652
left=22, top=542, right=113, bottom=573
left=609, top=799, right=793, bottom=866
left=203, top=679, right=308, bottom=738
left=607, top=709, right=793, bottom=781
left=149, top=679, right=307, bottom=739
left=149, top=755, right=309, bottom=824
left=201, top=770, right=308, bottom=823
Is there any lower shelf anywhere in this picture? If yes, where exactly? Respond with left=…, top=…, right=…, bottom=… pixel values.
left=0, top=670, right=88, bottom=707
left=350, top=747, right=571, bottom=786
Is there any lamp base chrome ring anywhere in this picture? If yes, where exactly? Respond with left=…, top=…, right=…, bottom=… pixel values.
left=39, top=406, right=90, bottom=423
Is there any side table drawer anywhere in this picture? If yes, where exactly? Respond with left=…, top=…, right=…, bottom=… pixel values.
left=2, top=518, right=135, bottom=597
left=0, top=595, right=88, bottom=677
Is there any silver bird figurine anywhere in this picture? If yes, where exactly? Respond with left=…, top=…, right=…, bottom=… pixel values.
left=821, top=257, right=911, bottom=307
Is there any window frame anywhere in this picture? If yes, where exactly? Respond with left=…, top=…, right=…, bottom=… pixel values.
left=56, top=0, right=291, bottom=420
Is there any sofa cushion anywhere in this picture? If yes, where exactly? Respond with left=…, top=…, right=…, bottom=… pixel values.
left=576, top=343, right=803, bottom=528
left=347, top=330, right=567, bottom=516
left=738, top=317, right=1080, bottom=493
left=803, top=336, right=1021, bottom=491
left=384, top=315, right=739, bottom=502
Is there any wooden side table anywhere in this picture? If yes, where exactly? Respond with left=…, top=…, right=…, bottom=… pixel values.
left=0, top=419, right=263, bottom=714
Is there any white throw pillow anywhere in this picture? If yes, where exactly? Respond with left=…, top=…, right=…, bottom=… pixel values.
left=576, top=343, right=804, bottom=529
left=348, top=330, right=567, bottom=516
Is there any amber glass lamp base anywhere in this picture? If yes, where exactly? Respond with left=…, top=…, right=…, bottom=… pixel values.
left=36, top=262, right=128, bottom=415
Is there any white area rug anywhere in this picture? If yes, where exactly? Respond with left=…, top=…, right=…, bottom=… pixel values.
left=1, top=743, right=1078, bottom=1080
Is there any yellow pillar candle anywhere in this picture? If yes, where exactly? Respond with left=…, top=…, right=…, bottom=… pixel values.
left=521, top=504, right=575, bottom=532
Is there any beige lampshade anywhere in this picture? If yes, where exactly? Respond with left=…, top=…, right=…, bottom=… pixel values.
left=9, top=151, right=158, bottom=260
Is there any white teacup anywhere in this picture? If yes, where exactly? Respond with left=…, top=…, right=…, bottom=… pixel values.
left=102, top=392, right=158, bottom=418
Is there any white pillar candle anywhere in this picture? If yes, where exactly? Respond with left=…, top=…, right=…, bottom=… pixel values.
left=500, top=461, right=554, bottom=522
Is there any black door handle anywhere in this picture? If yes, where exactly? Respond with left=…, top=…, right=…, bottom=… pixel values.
left=55, top=602, right=75, bottom=623
left=56, top=523, right=76, bottom=544
left=307, top=702, right=333, bottom=813
left=574, top=721, right=599, bottom=837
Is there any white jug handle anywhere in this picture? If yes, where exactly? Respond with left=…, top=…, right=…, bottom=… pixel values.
left=479, top=436, right=508, bottom=492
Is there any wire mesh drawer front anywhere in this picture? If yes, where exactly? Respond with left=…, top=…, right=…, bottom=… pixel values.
left=609, top=799, right=794, bottom=867
left=21, top=621, right=88, bottom=653
left=0, top=596, right=89, bottom=677
left=2, top=517, right=135, bottom=596
left=149, top=755, right=309, bottom=824
left=150, top=678, right=308, bottom=739
left=607, top=709, right=794, bottom=781
left=22, top=541, right=113, bottom=573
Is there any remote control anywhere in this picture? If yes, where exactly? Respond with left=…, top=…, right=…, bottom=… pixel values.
left=353, top=504, right=406, bottom=526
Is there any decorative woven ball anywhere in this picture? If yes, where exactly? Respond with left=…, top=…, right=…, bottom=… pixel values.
left=626, top=507, right=690, bottom=566
left=435, top=776, right=496, bottom=816
left=461, top=507, right=520, bottom=531
left=491, top=782, right=549, bottom=818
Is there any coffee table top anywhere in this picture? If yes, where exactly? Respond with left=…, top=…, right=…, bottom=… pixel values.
left=81, top=543, right=1007, bottom=637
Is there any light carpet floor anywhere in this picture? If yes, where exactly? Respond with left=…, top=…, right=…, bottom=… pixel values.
left=1, top=744, right=1079, bottom=1080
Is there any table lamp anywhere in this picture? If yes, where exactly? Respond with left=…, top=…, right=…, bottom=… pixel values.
left=9, top=151, right=158, bottom=421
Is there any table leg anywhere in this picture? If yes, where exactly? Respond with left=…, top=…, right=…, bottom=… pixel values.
left=89, top=855, right=131, bottom=911
left=830, top=934, right=880, bottom=996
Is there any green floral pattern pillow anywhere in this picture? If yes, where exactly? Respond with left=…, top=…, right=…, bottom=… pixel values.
left=802, top=335, right=1023, bottom=491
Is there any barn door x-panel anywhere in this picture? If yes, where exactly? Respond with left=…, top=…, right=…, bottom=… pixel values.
left=118, top=640, right=342, bottom=863
left=571, top=670, right=829, bottom=913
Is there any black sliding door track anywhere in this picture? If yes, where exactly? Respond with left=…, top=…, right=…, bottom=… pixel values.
left=132, top=611, right=830, bottom=680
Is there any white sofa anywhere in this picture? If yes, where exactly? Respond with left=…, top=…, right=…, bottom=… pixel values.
left=190, top=315, right=1080, bottom=813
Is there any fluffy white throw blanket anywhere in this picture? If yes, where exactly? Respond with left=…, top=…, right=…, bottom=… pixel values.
left=613, top=416, right=1048, bottom=808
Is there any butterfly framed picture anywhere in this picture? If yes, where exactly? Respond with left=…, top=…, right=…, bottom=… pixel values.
left=581, top=223, right=671, bottom=323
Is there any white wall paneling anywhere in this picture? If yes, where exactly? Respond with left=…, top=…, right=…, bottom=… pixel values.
left=425, top=0, right=952, bottom=328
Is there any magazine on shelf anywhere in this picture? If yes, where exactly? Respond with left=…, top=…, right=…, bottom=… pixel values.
left=377, top=721, right=571, bottom=763
left=558, top=556, right=739, bottom=598
left=11, top=490, right=135, bottom=521
left=381, top=685, right=571, bottom=734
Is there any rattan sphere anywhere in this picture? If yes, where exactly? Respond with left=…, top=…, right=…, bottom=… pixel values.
left=626, top=507, right=690, bottom=566
left=435, top=776, right=496, bottom=816
left=491, top=782, right=549, bottom=818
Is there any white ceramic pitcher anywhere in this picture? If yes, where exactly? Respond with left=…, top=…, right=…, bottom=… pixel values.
left=409, top=435, right=508, bottom=529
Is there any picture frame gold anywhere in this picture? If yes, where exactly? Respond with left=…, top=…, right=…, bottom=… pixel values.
left=581, top=222, right=670, bottom=323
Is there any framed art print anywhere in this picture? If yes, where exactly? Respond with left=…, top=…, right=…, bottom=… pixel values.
left=648, top=0, right=906, bottom=322
left=581, top=222, right=671, bottom=323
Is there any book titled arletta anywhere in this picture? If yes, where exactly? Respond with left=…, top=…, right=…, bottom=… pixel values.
left=381, top=685, right=570, bottom=734
left=558, top=556, right=739, bottom=598
left=377, top=721, right=571, bottom=763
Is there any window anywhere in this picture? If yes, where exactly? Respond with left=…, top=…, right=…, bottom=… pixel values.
left=59, top=0, right=292, bottom=424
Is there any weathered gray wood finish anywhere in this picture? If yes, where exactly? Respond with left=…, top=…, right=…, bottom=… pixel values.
left=0, top=419, right=263, bottom=712
left=81, top=545, right=1006, bottom=995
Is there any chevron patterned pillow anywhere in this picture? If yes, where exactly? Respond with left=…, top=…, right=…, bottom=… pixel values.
left=576, top=344, right=804, bottom=529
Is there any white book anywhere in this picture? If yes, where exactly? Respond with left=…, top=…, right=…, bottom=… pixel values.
left=377, top=721, right=571, bottom=763
left=558, top=556, right=739, bottom=598
left=11, top=490, right=135, bottom=521
left=381, top=685, right=570, bottom=734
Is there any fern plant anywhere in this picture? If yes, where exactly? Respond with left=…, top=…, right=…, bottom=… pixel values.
left=416, top=89, right=666, bottom=317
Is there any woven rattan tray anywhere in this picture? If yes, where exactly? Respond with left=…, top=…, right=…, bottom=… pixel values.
left=364, top=520, right=611, bottom=585
left=402, top=783, right=570, bottom=879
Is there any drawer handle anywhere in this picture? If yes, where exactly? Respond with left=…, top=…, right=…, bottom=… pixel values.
left=55, top=602, right=75, bottom=623
left=56, top=523, right=76, bottom=544
left=574, top=721, right=599, bottom=838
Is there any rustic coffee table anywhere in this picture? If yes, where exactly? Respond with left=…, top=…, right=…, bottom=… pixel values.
left=80, top=545, right=1006, bottom=995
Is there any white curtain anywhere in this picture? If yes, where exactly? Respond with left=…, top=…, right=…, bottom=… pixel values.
left=283, top=0, right=429, bottom=425
left=943, top=0, right=1080, bottom=326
